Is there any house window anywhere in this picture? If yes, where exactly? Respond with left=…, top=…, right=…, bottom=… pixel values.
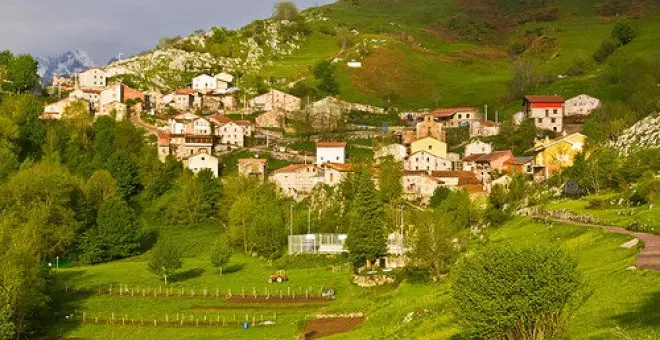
left=553, top=109, right=558, bottom=115
left=458, top=114, right=462, bottom=119
left=466, top=114, right=470, bottom=119
left=537, top=118, right=543, bottom=123
left=428, top=145, right=432, bottom=150
left=545, top=109, right=549, bottom=116
left=551, top=118, right=556, bottom=123
left=553, top=127, right=558, bottom=132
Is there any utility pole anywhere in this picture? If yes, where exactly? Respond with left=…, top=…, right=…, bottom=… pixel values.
left=484, top=104, right=488, bottom=121
left=496, top=111, right=499, bottom=123
left=289, top=205, right=293, bottom=236
left=307, top=206, right=311, bottom=235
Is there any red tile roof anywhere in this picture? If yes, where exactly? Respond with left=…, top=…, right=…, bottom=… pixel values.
left=523, top=95, right=564, bottom=103
left=325, top=163, right=353, bottom=172
left=175, top=88, right=197, bottom=95
left=272, top=164, right=317, bottom=174
left=209, top=114, right=232, bottom=125
left=431, top=171, right=480, bottom=185
left=464, top=151, right=513, bottom=162
left=427, top=107, right=478, bottom=118
left=317, top=142, right=347, bottom=148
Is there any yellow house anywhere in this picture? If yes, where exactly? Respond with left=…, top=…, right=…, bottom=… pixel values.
left=531, top=133, right=586, bottom=179
left=410, top=136, right=447, bottom=159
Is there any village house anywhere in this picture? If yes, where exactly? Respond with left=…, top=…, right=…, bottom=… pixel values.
left=77, top=68, right=107, bottom=89
left=530, top=133, right=586, bottom=180
left=270, top=164, right=324, bottom=200
left=214, top=72, right=234, bottom=92
left=248, top=89, right=301, bottom=112
left=192, top=74, right=218, bottom=92
left=410, top=136, right=447, bottom=159
left=52, top=75, right=74, bottom=91
left=374, top=143, right=407, bottom=162
left=170, top=89, right=201, bottom=111
left=157, top=133, right=171, bottom=163
left=469, top=119, right=500, bottom=137
left=41, top=98, right=76, bottom=120
left=415, top=114, right=446, bottom=141
left=316, top=142, right=347, bottom=165
left=431, top=170, right=485, bottom=195
left=209, top=115, right=252, bottom=147
left=565, top=94, right=601, bottom=116
left=462, top=150, right=514, bottom=183
left=405, top=150, right=453, bottom=172
left=238, top=158, right=268, bottom=182
left=183, top=152, right=219, bottom=177
left=100, top=102, right=128, bottom=121
left=99, top=83, right=146, bottom=117
left=425, top=107, right=481, bottom=129
left=504, top=156, right=534, bottom=175
left=69, top=89, right=101, bottom=111
left=168, top=113, right=213, bottom=159
left=523, top=95, right=564, bottom=132
left=323, top=163, right=354, bottom=186
left=256, top=109, right=285, bottom=129
left=402, top=171, right=443, bottom=201
left=203, top=92, right=237, bottom=112
left=464, top=140, right=492, bottom=157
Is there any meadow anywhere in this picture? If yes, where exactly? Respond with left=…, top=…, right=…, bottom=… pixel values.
left=46, top=216, right=660, bottom=339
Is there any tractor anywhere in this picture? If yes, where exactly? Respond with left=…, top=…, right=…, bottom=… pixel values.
left=268, top=270, right=288, bottom=283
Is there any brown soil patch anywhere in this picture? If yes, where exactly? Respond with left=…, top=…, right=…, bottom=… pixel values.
left=303, top=317, right=365, bottom=339
left=226, top=295, right=332, bottom=304
left=190, top=304, right=328, bottom=311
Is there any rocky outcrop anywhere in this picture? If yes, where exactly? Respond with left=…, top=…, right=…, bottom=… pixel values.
left=352, top=275, right=395, bottom=287
left=609, top=113, right=660, bottom=156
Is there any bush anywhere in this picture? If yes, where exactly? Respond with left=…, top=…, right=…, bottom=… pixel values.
left=612, top=22, right=636, bottom=45
left=593, top=38, right=620, bottom=63
left=507, top=40, right=527, bottom=56
left=565, top=55, right=590, bottom=76
left=452, top=246, right=584, bottom=339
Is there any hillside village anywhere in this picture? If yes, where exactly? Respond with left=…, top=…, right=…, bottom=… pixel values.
left=42, top=68, right=601, bottom=204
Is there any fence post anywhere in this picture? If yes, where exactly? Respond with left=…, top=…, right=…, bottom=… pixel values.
left=83, top=312, right=86, bottom=322
left=216, top=287, right=219, bottom=298
left=166, top=314, right=169, bottom=325
left=109, top=284, right=112, bottom=296
left=253, top=287, right=256, bottom=298
left=252, top=316, right=256, bottom=326
left=204, top=287, right=208, bottom=297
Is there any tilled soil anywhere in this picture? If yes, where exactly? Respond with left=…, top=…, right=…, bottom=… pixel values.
left=303, top=317, right=365, bottom=339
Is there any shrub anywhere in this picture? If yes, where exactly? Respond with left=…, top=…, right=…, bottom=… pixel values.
left=507, top=40, right=527, bottom=56
left=593, top=38, right=620, bottom=63
left=612, top=22, right=636, bottom=45
left=452, top=246, right=584, bottom=339
left=565, top=55, right=590, bottom=76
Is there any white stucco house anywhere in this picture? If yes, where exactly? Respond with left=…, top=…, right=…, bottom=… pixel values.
left=270, top=164, right=324, bottom=200
left=78, top=68, right=107, bottom=89
left=316, top=142, right=347, bottom=165
left=464, top=140, right=492, bottom=157
left=192, top=74, right=217, bottom=92
left=248, top=89, right=301, bottom=112
left=374, top=143, right=407, bottom=162
left=184, top=153, right=219, bottom=177
left=405, top=151, right=453, bottom=172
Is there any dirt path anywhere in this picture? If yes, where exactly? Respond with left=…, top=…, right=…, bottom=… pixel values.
left=531, top=216, right=660, bottom=271
left=303, top=317, right=365, bottom=339
left=131, top=112, right=161, bottom=137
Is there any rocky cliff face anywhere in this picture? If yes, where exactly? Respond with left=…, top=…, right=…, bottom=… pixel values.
left=37, top=49, right=94, bottom=85
left=609, top=113, right=660, bottom=156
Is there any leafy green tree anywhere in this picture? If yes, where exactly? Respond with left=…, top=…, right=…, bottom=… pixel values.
left=436, top=189, right=475, bottom=229
left=210, top=239, right=233, bottom=276
left=378, top=156, right=403, bottom=204
left=148, top=238, right=183, bottom=285
left=583, top=101, right=635, bottom=143
left=0, top=147, right=18, bottom=182
left=345, top=169, right=387, bottom=269
left=593, top=38, right=620, bottom=63
left=84, top=170, right=118, bottom=211
left=509, top=60, right=538, bottom=99
left=611, top=22, right=635, bottom=45
left=167, top=170, right=221, bottom=226
left=251, top=185, right=286, bottom=258
left=108, top=153, right=141, bottom=199
left=429, top=187, right=451, bottom=208
left=273, top=1, right=298, bottom=20
left=113, top=120, right=143, bottom=156
left=92, top=116, right=117, bottom=163
left=2, top=54, right=38, bottom=93
left=313, top=60, right=340, bottom=95
left=410, top=211, right=464, bottom=281
left=452, top=246, right=584, bottom=339
left=228, top=192, right=255, bottom=253
left=81, top=198, right=141, bottom=264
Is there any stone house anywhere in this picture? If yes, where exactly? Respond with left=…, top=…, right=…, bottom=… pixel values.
left=464, top=140, right=492, bottom=157
left=402, top=171, right=443, bottom=200
left=69, top=89, right=101, bottom=110
left=256, top=109, right=286, bottom=129
left=238, top=158, right=268, bottom=182
left=469, top=119, right=500, bottom=137
left=431, top=170, right=485, bottom=195
left=249, top=89, right=301, bottom=112
left=565, top=94, right=601, bottom=116
left=374, top=143, right=407, bottom=162
left=425, top=107, right=481, bottom=129
left=504, top=156, right=534, bottom=175
left=415, top=114, right=445, bottom=141
left=270, top=164, right=324, bottom=200
left=462, top=150, right=514, bottom=183
left=523, top=95, right=564, bottom=132
left=171, top=89, right=200, bottom=111
left=323, top=162, right=353, bottom=186
left=99, top=83, right=146, bottom=115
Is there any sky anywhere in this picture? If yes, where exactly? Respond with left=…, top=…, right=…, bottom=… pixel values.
left=0, top=0, right=332, bottom=64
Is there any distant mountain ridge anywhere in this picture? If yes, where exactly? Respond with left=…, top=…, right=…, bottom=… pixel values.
left=37, top=49, right=94, bottom=85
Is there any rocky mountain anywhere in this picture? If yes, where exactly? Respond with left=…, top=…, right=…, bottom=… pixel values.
left=37, top=49, right=94, bottom=85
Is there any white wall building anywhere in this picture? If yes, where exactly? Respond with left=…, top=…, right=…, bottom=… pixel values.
left=192, top=74, right=217, bottom=92
left=78, top=68, right=107, bottom=88
left=405, top=151, right=453, bottom=172
left=316, top=142, right=347, bottom=165
left=248, top=89, right=301, bottom=112
left=565, top=94, right=601, bottom=116
left=374, top=143, right=407, bottom=162
left=270, top=164, right=324, bottom=200
left=464, top=140, right=492, bottom=157
left=184, top=153, right=219, bottom=177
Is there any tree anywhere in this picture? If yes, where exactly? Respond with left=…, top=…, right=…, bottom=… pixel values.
left=378, top=156, right=403, bottom=204
left=452, top=246, right=584, bottom=339
left=583, top=101, right=635, bottom=143
left=167, top=170, right=221, bottom=226
left=593, top=38, right=620, bottom=63
left=509, top=60, right=538, bottom=99
left=250, top=185, right=286, bottom=258
left=410, top=211, right=464, bottom=281
left=429, top=187, right=451, bottom=208
left=0, top=147, right=18, bottom=182
left=313, top=61, right=340, bottom=96
left=2, top=54, right=38, bottom=93
left=612, top=22, right=635, bottom=45
left=81, top=198, right=141, bottom=264
left=345, top=169, right=387, bottom=269
left=210, top=239, right=233, bottom=276
left=84, top=170, right=118, bottom=211
left=92, top=116, right=116, bottom=164
left=273, top=1, right=298, bottom=21
left=108, top=153, right=141, bottom=199
left=148, top=238, right=183, bottom=285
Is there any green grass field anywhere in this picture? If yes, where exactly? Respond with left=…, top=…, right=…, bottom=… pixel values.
left=45, top=215, right=660, bottom=339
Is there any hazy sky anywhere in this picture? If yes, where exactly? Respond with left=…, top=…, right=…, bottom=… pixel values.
left=0, top=0, right=332, bottom=64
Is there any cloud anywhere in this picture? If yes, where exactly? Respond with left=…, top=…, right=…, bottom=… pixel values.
left=0, top=0, right=331, bottom=63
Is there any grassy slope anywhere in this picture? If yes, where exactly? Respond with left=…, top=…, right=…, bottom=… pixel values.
left=259, top=0, right=660, bottom=115
left=47, top=217, right=660, bottom=339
